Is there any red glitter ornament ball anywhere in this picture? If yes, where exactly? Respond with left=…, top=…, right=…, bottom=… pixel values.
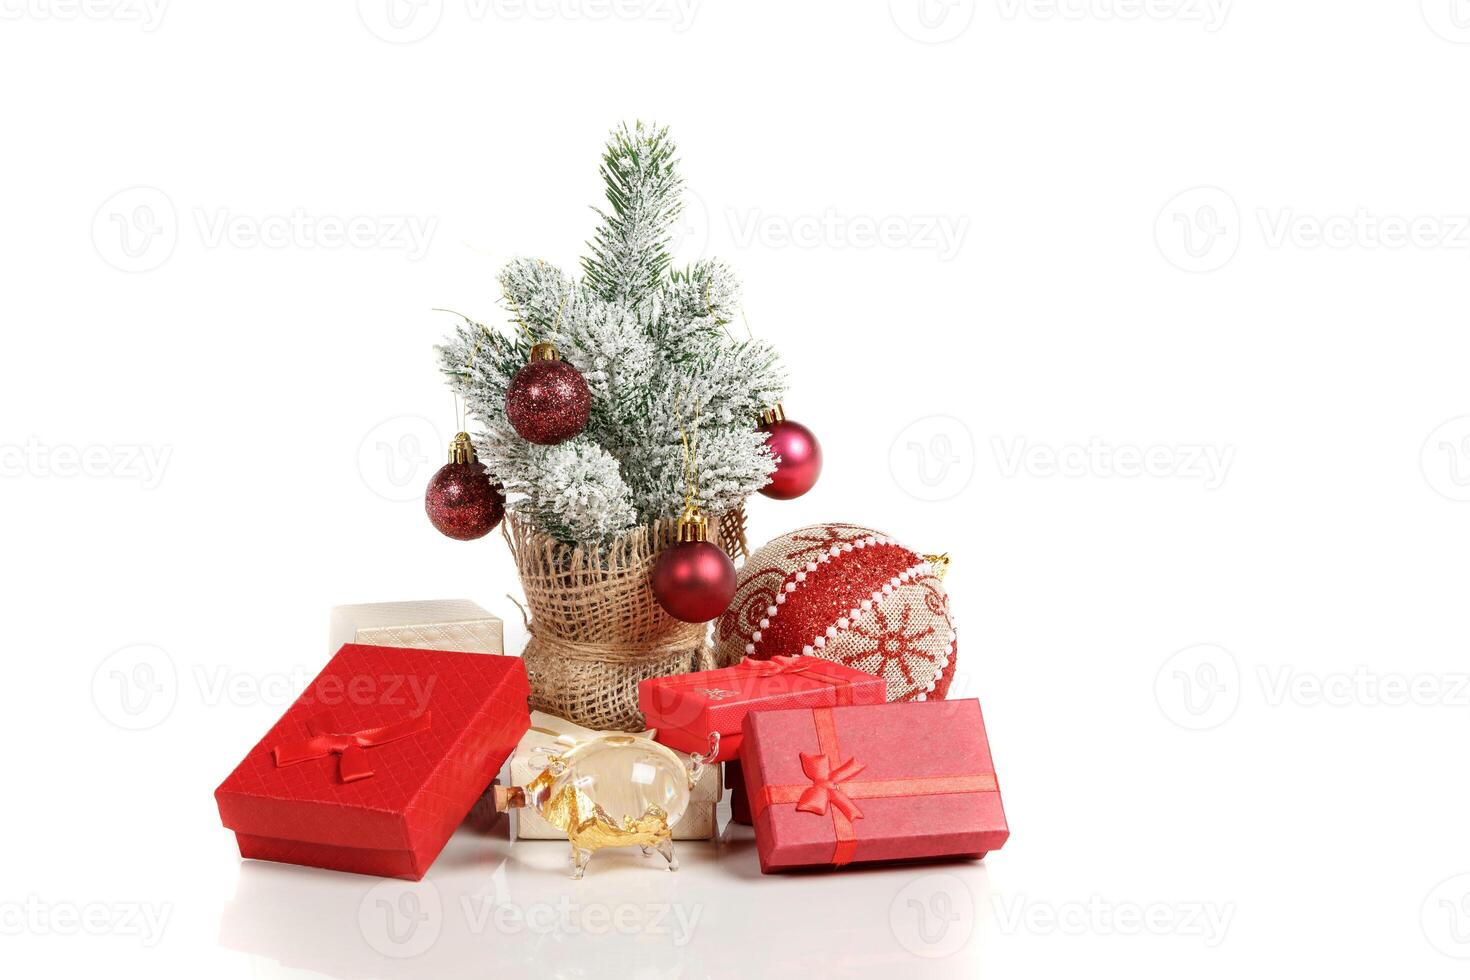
left=758, top=405, right=821, bottom=500
left=505, top=343, right=591, bottom=446
left=425, top=433, right=505, bottom=541
left=714, top=524, right=956, bottom=702
left=653, top=509, right=738, bottom=623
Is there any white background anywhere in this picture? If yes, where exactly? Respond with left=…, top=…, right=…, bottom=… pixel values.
left=3, top=1, right=1469, bottom=977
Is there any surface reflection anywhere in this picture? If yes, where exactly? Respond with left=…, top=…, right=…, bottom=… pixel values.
left=218, top=804, right=993, bottom=979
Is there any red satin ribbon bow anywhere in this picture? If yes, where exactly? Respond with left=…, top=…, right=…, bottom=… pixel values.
left=272, top=710, right=432, bottom=784
left=795, top=751, right=866, bottom=821
left=736, top=655, right=813, bottom=677
left=754, top=707, right=999, bottom=866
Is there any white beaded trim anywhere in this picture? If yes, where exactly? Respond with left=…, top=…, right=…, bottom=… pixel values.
left=800, top=559, right=932, bottom=659
left=744, top=534, right=901, bottom=655
left=916, top=621, right=958, bottom=702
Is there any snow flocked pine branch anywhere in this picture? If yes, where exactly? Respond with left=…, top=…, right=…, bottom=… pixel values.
left=436, top=122, right=787, bottom=546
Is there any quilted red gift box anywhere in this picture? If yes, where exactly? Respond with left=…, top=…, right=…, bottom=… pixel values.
left=214, top=644, right=530, bottom=880
left=638, top=655, right=886, bottom=763
left=739, top=699, right=1008, bottom=873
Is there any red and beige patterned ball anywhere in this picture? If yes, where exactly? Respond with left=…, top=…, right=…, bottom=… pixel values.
left=714, top=523, right=957, bottom=702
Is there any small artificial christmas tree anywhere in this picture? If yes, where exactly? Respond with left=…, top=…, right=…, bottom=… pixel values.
left=437, top=122, right=788, bottom=546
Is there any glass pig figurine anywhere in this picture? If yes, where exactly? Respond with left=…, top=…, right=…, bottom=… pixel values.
left=495, top=732, right=718, bottom=879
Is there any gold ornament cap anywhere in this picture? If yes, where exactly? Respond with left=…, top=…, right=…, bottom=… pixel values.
left=676, top=503, right=709, bottom=543
left=758, top=403, right=786, bottom=427
left=924, top=553, right=951, bottom=581
left=448, top=431, right=478, bottom=465
left=530, top=342, right=560, bottom=362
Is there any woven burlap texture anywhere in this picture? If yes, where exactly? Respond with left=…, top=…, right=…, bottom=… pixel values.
left=505, top=513, right=715, bottom=732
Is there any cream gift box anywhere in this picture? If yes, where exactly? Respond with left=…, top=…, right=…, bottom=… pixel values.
left=508, top=710, right=722, bottom=841
left=329, top=599, right=505, bottom=656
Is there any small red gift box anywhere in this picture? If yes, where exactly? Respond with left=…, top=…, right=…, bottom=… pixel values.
left=638, top=655, right=885, bottom=763
left=739, top=699, right=1008, bottom=872
left=215, top=644, right=530, bottom=880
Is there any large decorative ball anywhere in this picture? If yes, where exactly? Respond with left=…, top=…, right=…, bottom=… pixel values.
left=506, top=357, right=591, bottom=445
left=759, top=417, right=821, bottom=500
left=425, top=460, right=505, bottom=540
left=715, top=523, right=956, bottom=701
left=653, top=540, right=738, bottom=623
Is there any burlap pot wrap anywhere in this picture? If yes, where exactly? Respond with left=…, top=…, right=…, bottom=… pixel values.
left=504, top=514, right=714, bottom=731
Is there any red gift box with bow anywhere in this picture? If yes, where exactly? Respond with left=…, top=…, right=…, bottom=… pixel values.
left=214, top=644, right=530, bottom=880
left=638, top=655, right=886, bottom=763
left=739, top=699, right=1008, bottom=872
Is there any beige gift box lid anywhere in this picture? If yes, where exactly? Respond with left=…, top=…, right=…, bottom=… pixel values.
left=329, top=599, right=504, bottom=655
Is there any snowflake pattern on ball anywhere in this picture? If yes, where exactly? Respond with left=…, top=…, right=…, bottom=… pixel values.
left=839, top=600, right=940, bottom=699
left=714, top=523, right=957, bottom=701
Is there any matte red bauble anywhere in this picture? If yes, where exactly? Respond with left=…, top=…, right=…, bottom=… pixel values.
left=425, top=433, right=505, bottom=541
left=653, top=507, right=738, bottom=623
left=506, top=342, right=591, bottom=445
left=758, top=404, right=821, bottom=499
